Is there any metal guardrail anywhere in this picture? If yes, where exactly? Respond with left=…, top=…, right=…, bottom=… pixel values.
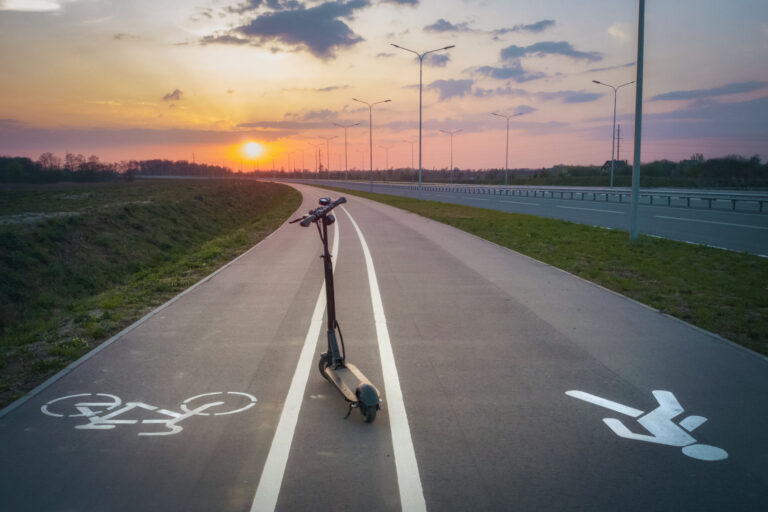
left=407, top=185, right=768, bottom=213
left=283, top=179, right=768, bottom=214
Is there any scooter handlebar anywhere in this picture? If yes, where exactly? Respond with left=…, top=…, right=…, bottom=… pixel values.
left=290, top=196, right=347, bottom=226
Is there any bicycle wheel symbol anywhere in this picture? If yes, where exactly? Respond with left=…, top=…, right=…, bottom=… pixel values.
left=41, top=393, right=122, bottom=418
left=181, top=392, right=257, bottom=416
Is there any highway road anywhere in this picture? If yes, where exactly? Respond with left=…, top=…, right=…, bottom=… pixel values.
left=286, top=179, right=768, bottom=256
left=1, top=183, right=766, bottom=511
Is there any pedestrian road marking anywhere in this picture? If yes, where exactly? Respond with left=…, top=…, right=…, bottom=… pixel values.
left=556, top=205, right=624, bottom=214
left=655, top=215, right=768, bottom=230
left=566, top=390, right=728, bottom=461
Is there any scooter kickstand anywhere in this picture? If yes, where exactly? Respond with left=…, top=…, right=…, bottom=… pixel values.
left=343, top=402, right=356, bottom=420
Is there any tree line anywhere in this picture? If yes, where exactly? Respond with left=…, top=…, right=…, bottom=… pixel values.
left=0, top=153, right=234, bottom=184
left=259, top=154, right=768, bottom=188
left=1, top=152, right=766, bottom=188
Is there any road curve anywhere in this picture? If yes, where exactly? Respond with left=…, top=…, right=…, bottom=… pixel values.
left=0, top=183, right=766, bottom=511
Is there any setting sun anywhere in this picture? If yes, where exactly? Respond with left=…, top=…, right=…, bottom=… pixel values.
left=244, top=142, right=263, bottom=158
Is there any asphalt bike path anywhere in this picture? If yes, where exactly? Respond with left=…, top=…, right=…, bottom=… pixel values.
left=0, top=183, right=766, bottom=511
left=0, top=188, right=338, bottom=511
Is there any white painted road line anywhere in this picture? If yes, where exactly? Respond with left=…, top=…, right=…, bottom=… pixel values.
left=500, top=200, right=540, bottom=206
left=556, top=205, right=625, bottom=214
left=468, top=197, right=490, bottom=202
left=655, top=215, right=768, bottom=230
left=250, top=220, right=339, bottom=512
left=343, top=206, right=427, bottom=512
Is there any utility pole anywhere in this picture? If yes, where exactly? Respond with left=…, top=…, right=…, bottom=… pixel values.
left=617, top=125, right=623, bottom=162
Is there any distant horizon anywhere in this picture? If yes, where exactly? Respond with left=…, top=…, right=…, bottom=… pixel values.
left=5, top=151, right=762, bottom=174
left=2, top=0, right=766, bottom=169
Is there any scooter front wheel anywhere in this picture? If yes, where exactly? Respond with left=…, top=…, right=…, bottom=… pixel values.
left=360, top=403, right=377, bottom=423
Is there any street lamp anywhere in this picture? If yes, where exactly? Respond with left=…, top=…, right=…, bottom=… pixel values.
left=491, top=112, right=524, bottom=186
left=334, top=122, right=360, bottom=180
left=592, top=79, right=636, bottom=188
left=319, top=135, right=338, bottom=178
left=308, top=142, right=321, bottom=176
left=391, top=42, right=455, bottom=197
left=402, top=139, right=416, bottom=170
left=379, top=145, right=393, bottom=171
left=352, top=97, right=391, bottom=192
left=439, top=129, right=462, bottom=184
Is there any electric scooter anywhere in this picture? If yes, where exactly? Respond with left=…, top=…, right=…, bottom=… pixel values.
left=290, top=197, right=382, bottom=423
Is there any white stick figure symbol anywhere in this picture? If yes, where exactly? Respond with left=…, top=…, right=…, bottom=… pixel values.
left=566, top=390, right=728, bottom=461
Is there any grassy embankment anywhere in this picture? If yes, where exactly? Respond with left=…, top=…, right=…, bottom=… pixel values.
left=324, top=186, right=768, bottom=357
left=0, top=180, right=301, bottom=408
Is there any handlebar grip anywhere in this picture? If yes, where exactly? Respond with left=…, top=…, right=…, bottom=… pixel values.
left=300, top=214, right=317, bottom=227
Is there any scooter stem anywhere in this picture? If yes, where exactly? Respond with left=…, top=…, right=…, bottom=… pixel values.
left=321, top=216, right=344, bottom=368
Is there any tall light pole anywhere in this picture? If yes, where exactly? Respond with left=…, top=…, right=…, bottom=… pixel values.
left=630, top=0, right=645, bottom=241
left=391, top=42, right=455, bottom=197
left=403, top=139, right=416, bottom=170
left=334, top=121, right=360, bottom=180
left=353, top=97, right=391, bottom=192
left=319, top=135, right=337, bottom=178
left=308, top=142, right=321, bottom=176
left=439, top=129, right=462, bottom=184
left=592, top=79, right=635, bottom=188
left=379, top=145, right=393, bottom=171
left=491, top=112, right=523, bottom=185
left=358, top=150, right=366, bottom=173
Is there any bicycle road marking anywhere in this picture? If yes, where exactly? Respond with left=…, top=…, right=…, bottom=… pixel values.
left=343, top=205, right=427, bottom=512
left=655, top=215, right=768, bottom=230
left=40, top=392, right=256, bottom=436
left=250, top=217, right=339, bottom=512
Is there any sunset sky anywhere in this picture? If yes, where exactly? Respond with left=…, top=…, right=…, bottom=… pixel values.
left=1, top=0, right=767, bottom=171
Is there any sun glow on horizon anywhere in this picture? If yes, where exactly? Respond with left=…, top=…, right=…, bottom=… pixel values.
left=243, top=141, right=264, bottom=158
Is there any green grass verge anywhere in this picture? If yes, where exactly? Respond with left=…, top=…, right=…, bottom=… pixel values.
left=0, top=180, right=301, bottom=408
left=323, top=186, right=768, bottom=357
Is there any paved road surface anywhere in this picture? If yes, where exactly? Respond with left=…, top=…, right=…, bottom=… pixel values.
left=285, top=179, right=768, bottom=256
left=1, top=184, right=766, bottom=511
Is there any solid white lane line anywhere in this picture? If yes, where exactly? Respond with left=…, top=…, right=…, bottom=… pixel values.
left=342, top=206, right=427, bottom=512
left=556, top=205, right=624, bottom=214
left=500, top=200, right=540, bottom=206
left=655, top=215, right=768, bottom=230
left=250, top=220, right=339, bottom=512
left=467, top=197, right=490, bottom=202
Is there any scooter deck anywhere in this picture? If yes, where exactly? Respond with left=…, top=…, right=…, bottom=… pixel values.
left=323, top=363, right=379, bottom=403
